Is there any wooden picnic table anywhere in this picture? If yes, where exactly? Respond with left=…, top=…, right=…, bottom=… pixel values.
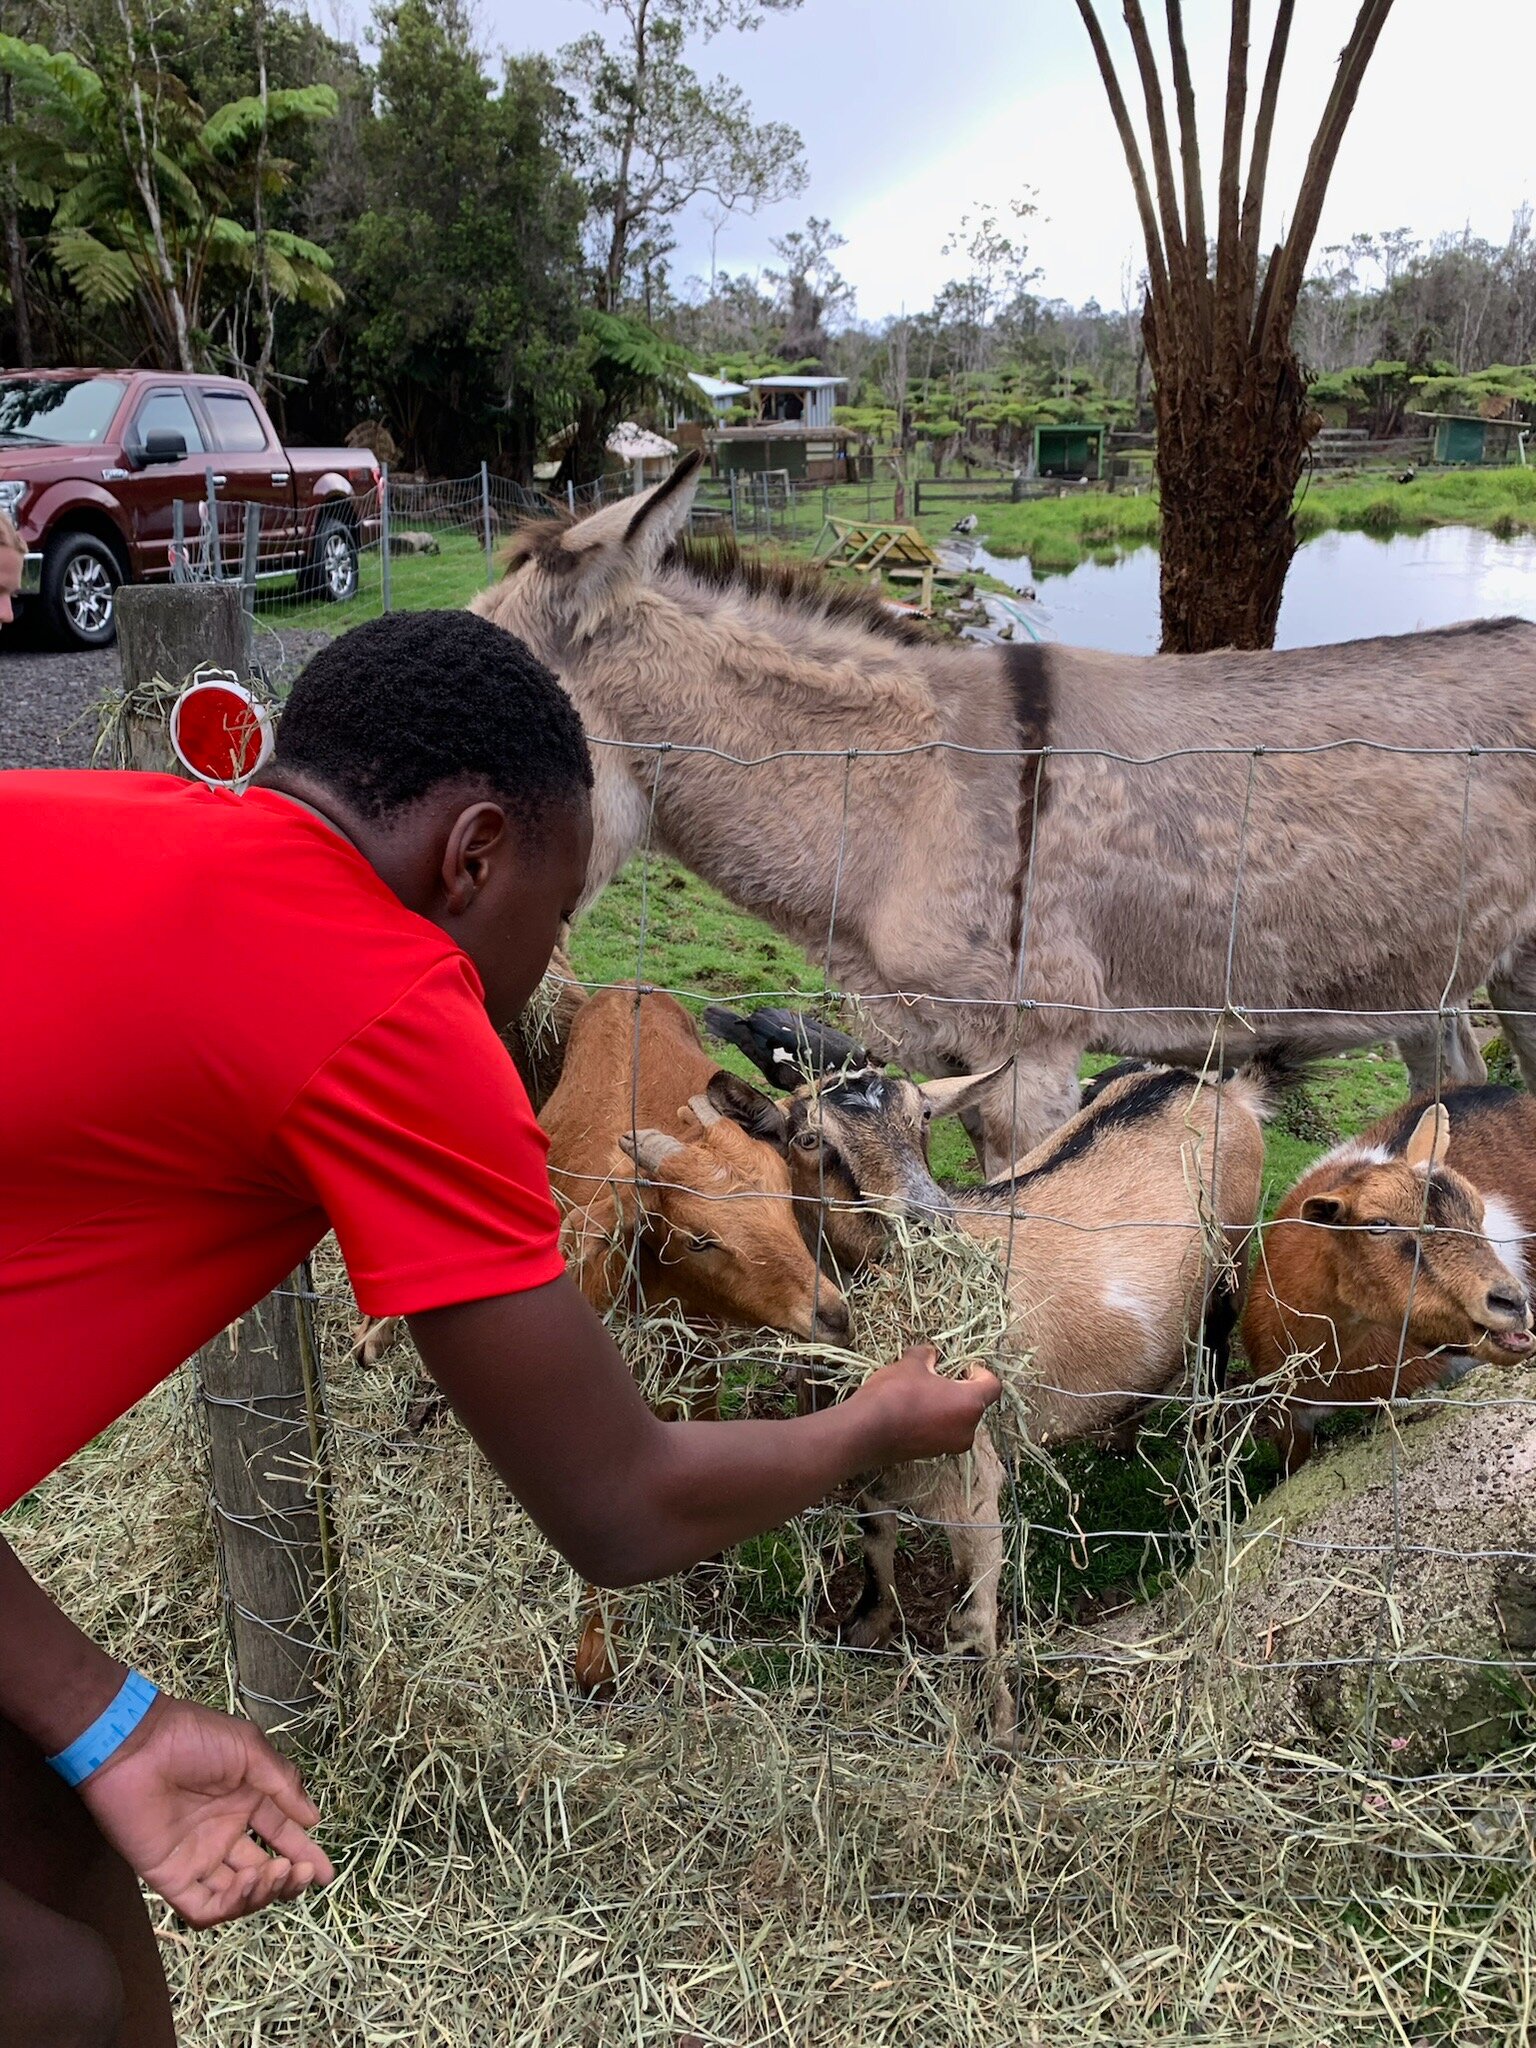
left=811, top=516, right=952, bottom=609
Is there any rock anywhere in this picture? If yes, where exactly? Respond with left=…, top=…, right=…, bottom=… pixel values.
left=389, top=530, right=441, bottom=556
left=1064, top=1362, right=1536, bottom=1768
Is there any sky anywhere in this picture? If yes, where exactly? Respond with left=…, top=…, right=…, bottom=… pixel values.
left=404, top=0, right=1534, bottom=321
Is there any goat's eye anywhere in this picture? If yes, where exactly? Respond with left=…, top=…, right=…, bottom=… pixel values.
left=921, top=1106, right=933, bottom=1124
left=1365, top=1218, right=1393, bottom=1235
left=687, top=1234, right=722, bottom=1254
left=793, top=1130, right=821, bottom=1152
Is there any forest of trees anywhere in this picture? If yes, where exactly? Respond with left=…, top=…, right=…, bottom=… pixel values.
left=3, top=0, right=1534, bottom=481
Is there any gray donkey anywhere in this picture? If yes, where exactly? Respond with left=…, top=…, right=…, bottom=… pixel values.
left=475, top=452, right=1525, bottom=1177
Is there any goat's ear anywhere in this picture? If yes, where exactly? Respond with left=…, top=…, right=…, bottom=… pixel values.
left=1404, top=1102, right=1452, bottom=1172
left=705, top=1069, right=789, bottom=1148
left=1299, top=1193, right=1345, bottom=1227
left=618, top=1128, right=687, bottom=1178
left=917, top=1058, right=1014, bottom=1120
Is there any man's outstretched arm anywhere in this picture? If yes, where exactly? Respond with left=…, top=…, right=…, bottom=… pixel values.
left=409, top=1274, right=1001, bottom=1587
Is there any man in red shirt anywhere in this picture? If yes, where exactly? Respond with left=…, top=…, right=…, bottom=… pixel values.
left=0, top=607, right=998, bottom=2045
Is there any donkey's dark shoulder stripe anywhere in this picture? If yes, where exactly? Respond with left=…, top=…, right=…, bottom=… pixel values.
left=1002, top=643, right=1051, bottom=969
left=1004, top=642, right=1051, bottom=754
left=983, top=1066, right=1190, bottom=1197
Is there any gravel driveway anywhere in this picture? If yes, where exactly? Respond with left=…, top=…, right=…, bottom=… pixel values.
left=0, top=617, right=333, bottom=771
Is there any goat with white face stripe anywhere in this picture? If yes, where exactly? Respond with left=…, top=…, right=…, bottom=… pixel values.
left=1243, top=1088, right=1536, bottom=1472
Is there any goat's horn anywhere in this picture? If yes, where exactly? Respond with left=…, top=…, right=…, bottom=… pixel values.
left=618, top=1128, right=686, bottom=1174
left=687, top=1092, right=722, bottom=1127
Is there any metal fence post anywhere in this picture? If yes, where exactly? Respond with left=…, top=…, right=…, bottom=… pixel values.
left=172, top=499, right=187, bottom=583
left=480, top=460, right=494, bottom=584
left=204, top=468, right=222, bottom=579
left=379, top=464, right=392, bottom=614
left=240, top=502, right=260, bottom=611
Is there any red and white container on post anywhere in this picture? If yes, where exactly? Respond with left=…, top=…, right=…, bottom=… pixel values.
left=168, top=669, right=275, bottom=788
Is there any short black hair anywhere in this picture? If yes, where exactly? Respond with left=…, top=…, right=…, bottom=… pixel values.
left=273, top=609, right=593, bottom=827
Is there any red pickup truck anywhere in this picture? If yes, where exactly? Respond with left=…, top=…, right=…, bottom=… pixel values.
left=0, top=368, right=380, bottom=647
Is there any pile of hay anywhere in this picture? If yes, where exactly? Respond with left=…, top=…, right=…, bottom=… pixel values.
left=9, top=1238, right=1536, bottom=2043
left=1072, top=1361, right=1536, bottom=1770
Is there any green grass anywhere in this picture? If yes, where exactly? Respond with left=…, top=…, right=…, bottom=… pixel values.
left=257, top=526, right=494, bottom=639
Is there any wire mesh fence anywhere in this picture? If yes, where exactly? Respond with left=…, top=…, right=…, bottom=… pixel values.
left=18, top=510, right=1536, bottom=2039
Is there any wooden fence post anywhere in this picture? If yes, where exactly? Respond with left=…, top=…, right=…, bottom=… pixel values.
left=197, top=1265, right=341, bottom=1742
left=100, top=595, right=343, bottom=1743
left=109, top=584, right=248, bottom=771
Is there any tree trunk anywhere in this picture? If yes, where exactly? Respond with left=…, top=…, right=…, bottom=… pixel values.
left=1, top=73, right=32, bottom=367
left=1153, top=328, right=1315, bottom=652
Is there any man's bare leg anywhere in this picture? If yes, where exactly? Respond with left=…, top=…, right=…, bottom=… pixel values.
left=0, top=1714, right=175, bottom=2048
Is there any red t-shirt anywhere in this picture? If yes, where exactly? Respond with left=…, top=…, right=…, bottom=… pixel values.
left=0, top=771, right=565, bottom=1510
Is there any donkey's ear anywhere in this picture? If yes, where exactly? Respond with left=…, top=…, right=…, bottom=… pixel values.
left=524, top=451, right=703, bottom=639
left=1404, top=1102, right=1452, bottom=1172
left=624, top=447, right=704, bottom=558
left=705, top=1068, right=790, bottom=1148
left=917, top=1058, right=1014, bottom=1120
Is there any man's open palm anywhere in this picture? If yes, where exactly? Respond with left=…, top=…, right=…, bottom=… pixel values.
left=77, top=1694, right=334, bottom=1927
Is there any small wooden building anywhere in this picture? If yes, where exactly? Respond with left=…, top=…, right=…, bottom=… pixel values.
left=745, top=375, right=847, bottom=427
left=1412, top=412, right=1533, bottom=467
left=1033, top=422, right=1107, bottom=480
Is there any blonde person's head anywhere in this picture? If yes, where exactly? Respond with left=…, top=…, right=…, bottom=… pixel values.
left=0, top=509, right=23, bottom=628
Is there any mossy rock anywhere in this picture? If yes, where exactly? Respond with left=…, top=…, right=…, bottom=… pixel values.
left=1069, top=1364, right=1536, bottom=1768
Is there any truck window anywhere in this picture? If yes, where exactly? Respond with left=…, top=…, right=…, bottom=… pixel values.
left=0, top=375, right=126, bottom=445
left=133, top=390, right=205, bottom=455
left=204, top=393, right=270, bottom=454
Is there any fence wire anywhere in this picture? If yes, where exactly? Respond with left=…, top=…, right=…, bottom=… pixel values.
left=21, top=567, right=1536, bottom=2037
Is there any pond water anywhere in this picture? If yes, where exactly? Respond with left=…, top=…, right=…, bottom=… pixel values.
left=972, top=525, right=1536, bottom=653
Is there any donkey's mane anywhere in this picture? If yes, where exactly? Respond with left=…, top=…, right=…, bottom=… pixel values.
left=499, top=501, right=936, bottom=645
left=664, top=532, right=933, bottom=644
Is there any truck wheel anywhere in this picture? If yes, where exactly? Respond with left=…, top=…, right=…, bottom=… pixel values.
left=302, top=511, right=358, bottom=604
left=42, top=531, right=123, bottom=649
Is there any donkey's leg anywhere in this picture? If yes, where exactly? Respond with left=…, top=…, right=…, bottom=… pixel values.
left=1489, top=944, right=1536, bottom=1092
left=1397, top=1009, right=1486, bottom=1096
left=973, top=1048, right=1083, bottom=1182
left=839, top=1498, right=902, bottom=1651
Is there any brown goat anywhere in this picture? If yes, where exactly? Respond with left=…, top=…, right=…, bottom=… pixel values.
left=539, top=987, right=851, bottom=1697
left=1242, top=1090, right=1535, bottom=1473
left=704, top=1018, right=1270, bottom=1738
left=542, top=987, right=848, bottom=1348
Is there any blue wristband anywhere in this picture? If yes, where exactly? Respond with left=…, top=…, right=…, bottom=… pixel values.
left=46, top=1671, right=160, bottom=1788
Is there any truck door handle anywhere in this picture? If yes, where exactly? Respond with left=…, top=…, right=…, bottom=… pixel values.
left=271, top=471, right=289, bottom=485
left=210, top=473, right=228, bottom=486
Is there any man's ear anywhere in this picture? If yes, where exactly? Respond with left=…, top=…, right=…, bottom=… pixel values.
left=440, top=801, right=511, bottom=915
